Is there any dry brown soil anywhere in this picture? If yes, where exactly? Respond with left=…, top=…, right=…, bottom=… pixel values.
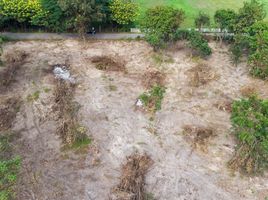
left=1, top=40, right=268, bottom=200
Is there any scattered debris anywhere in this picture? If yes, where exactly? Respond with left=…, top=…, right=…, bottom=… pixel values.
left=54, top=77, right=90, bottom=149
left=183, top=125, right=215, bottom=152
left=0, top=51, right=27, bottom=90
left=0, top=97, right=20, bottom=131
left=142, top=70, right=165, bottom=89
left=240, top=85, right=257, bottom=97
left=91, top=56, right=126, bottom=72
left=214, top=98, right=233, bottom=112
left=3, top=50, right=27, bottom=64
left=135, top=99, right=143, bottom=107
left=53, top=65, right=75, bottom=83
left=186, top=63, right=219, bottom=87
left=111, top=153, right=153, bottom=200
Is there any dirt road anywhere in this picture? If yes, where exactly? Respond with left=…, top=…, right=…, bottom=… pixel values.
left=0, top=32, right=144, bottom=40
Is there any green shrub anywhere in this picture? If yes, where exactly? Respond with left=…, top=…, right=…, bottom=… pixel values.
left=248, top=49, right=268, bottom=79
left=141, top=6, right=185, bottom=50
left=229, top=96, right=268, bottom=174
left=174, top=29, right=212, bottom=57
left=187, top=31, right=212, bottom=57
left=174, top=29, right=190, bottom=40
left=139, top=85, right=165, bottom=112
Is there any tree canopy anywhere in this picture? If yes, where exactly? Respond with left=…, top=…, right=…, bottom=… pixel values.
left=214, top=9, right=237, bottom=32
left=141, top=6, right=185, bottom=49
left=194, top=12, right=210, bottom=30
left=109, top=0, right=139, bottom=25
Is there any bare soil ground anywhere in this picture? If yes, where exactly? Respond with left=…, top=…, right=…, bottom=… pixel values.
left=1, top=40, right=268, bottom=200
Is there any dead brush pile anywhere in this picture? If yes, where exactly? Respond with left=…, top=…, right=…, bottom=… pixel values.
left=186, top=63, right=219, bottom=87
left=214, top=98, right=233, bottom=113
left=0, top=97, right=21, bottom=131
left=0, top=51, right=27, bottom=90
left=112, top=154, right=153, bottom=200
left=183, top=125, right=215, bottom=152
left=91, top=56, right=126, bottom=72
left=142, top=70, right=165, bottom=89
left=240, top=85, right=258, bottom=97
left=54, top=80, right=89, bottom=147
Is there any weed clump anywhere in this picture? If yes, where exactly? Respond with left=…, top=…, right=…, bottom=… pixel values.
left=91, top=56, right=126, bottom=72
left=186, top=63, right=219, bottom=87
left=139, top=85, right=165, bottom=112
left=229, top=96, right=268, bottom=174
left=183, top=125, right=215, bottom=152
left=112, top=154, right=153, bottom=200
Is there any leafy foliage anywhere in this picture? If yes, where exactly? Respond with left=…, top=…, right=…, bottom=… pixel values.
left=58, top=0, right=105, bottom=38
left=214, top=9, right=237, bottom=32
left=194, top=12, right=210, bottom=30
left=0, top=0, right=46, bottom=25
left=36, top=0, right=64, bottom=31
left=109, top=0, right=139, bottom=25
left=187, top=31, right=212, bottom=57
left=174, top=29, right=212, bottom=57
left=139, top=85, right=165, bottom=112
left=234, top=0, right=266, bottom=33
left=141, top=6, right=185, bottom=49
left=229, top=96, right=268, bottom=174
left=0, top=132, right=21, bottom=200
left=231, top=21, right=268, bottom=78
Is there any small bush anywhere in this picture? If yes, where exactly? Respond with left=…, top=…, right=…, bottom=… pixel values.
left=188, top=31, right=212, bottom=57
left=248, top=49, right=268, bottom=79
left=229, top=96, right=268, bottom=174
left=175, top=30, right=212, bottom=58
left=139, top=85, right=165, bottom=112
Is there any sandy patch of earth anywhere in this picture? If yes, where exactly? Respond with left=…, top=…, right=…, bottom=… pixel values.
left=1, top=40, right=268, bottom=200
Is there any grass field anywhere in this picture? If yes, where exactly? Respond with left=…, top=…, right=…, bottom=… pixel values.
left=135, top=0, right=268, bottom=27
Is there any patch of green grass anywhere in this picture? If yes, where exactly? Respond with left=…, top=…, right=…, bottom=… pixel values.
left=139, top=85, right=166, bottom=112
left=0, top=132, right=21, bottom=200
left=135, top=0, right=268, bottom=27
left=27, top=90, right=40, bottom=102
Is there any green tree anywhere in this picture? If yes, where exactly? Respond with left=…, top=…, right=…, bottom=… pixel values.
left=234, top=0, right=266, bottom=33
left=35, top=0, right=64, bottom=32
left=194, top=12, right=210, bottom=31
left=141, top=6, right=185, bottom=50
left=58, top=0, right=104, bottom=39
left=109, top=0, right=139, bottom=25
left=0, top=0, right=45, bottom=26
left=214, top=9, right=237, bottom=32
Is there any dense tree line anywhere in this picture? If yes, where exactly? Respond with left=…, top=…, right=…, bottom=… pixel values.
left=0, top=0, right=139, bottom=34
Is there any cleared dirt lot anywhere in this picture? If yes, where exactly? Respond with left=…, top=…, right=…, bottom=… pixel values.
left=1, top=40, right=268, bottom=200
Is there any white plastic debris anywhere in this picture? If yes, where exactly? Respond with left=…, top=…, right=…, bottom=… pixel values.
left=53, top=65, right=75, bottom=83
left=136, top=99, right=143, bottom=107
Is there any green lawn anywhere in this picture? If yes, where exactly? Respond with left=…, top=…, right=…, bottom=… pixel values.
left=135, top=0, right=268, bottom=27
